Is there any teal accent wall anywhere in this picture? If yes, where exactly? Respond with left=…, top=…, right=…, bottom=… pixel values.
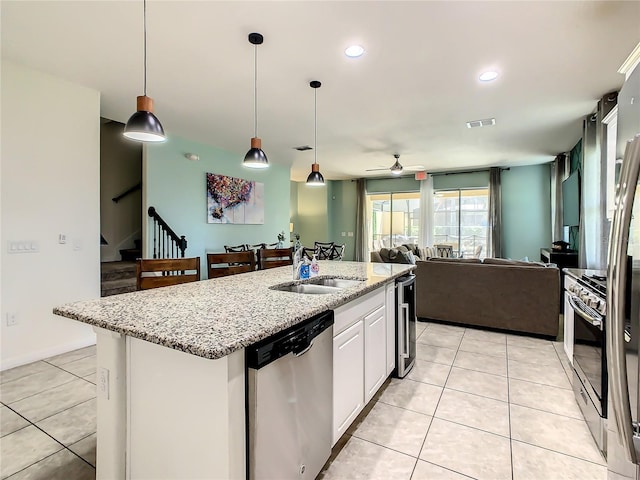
left=327, top=180, right=358, bottom=260
left=433, top=171, right=490, bottom=190
left=501, top=165, right=551, bottom=261
left=294, top=182, right=329, bottom=247
left=366, top=176, right=420, bottom=193
left=290, top=180, right=299, bottom=238
left=145, top=136, right=291, bottom=278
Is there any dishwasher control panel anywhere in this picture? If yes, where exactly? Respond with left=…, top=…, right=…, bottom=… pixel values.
left=247, top=311, right=334, bottom=369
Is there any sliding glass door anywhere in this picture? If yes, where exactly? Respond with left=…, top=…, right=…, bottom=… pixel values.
left=433, top=189, right=488, bottom=258
left=367, top=192, right=420, bottom=254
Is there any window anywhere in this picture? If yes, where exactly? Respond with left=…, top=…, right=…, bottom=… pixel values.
left=433, top=189, right=488, bottom=258
left=366, top=192, right=420, bottom=253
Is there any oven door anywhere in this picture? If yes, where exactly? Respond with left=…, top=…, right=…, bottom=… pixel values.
left=569, top=294, right=607, bottom=416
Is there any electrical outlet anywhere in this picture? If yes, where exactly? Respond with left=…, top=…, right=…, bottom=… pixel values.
left=341, top=232, right=346, bottom=237
left=58, top=234, right=66, bottom=244
left=98, top=367, right=110, bottom=399
left=348, top=232, right=354, bottom=237
left=6, top=312, right=18, bottom=326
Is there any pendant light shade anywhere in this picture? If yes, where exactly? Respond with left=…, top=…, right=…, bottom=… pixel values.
left=123, top=0, right=166, bottom=143
left=243, top=33, right=269, bottom=169
left=306, top=80, right=325, bottom=187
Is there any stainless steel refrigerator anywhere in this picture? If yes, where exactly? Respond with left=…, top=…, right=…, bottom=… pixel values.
left=606, top=58, right=640, bottom=478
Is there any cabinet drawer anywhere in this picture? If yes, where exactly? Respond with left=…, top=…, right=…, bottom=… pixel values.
left=333, top=287, right=385, bottom=336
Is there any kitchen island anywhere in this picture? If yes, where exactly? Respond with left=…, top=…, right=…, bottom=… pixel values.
left=54, top=261, right=413, bottom=479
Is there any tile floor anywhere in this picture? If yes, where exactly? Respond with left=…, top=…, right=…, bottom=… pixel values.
left=319, top=321, right=607, bottom=480
left=0, top=346, right=96, bottom=479
left=0, top=322, right=606, bottom=480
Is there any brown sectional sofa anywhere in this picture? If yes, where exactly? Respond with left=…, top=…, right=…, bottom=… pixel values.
left=413, top=257, right=560, bottom=337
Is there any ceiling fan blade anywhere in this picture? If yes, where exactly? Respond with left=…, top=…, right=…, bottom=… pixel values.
left=404, top=165, right=426, bottom=171
left=365, top=167, right=391, bottom=172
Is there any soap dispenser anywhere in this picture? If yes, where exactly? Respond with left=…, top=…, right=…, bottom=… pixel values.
left=310, top=254, right=319, bottom=277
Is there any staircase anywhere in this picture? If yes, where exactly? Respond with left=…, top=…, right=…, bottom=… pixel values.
left=119, top=238, right=142, bottom=262
left=101, top=261, right=137, bottom=297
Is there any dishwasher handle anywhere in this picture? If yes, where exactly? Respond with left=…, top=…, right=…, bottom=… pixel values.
left=294, top=340, right=314, bottom=357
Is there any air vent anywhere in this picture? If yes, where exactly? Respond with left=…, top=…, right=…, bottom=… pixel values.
left=293, top=145, right=313, bottom=151
left=466, top=118, right=496, bottom=128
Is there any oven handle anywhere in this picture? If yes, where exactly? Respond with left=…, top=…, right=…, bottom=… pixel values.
left=607, top=134, right=640, bottom=464
left=567, top=295, right=602, bottom=329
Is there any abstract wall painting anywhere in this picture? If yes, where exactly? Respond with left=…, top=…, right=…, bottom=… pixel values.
left=206, top=173, right=264, bottom=224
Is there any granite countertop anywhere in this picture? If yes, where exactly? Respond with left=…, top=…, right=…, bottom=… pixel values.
left=54, top=261, right=414, bottom=360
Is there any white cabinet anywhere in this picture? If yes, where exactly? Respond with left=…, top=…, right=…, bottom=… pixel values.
left=332, top=321, right=364, bottom=445
left=364, top=305, right=386, bottom=403
left=385, top=283, right=396, bottom=376
left=564, top=274, right=576, bottom=364
left=332, top=286, right=388, bottom=446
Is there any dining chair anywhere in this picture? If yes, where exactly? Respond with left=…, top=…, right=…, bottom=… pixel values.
left=314, top=241, right=335, bottom=260
left=328, top=244, right=345, bottom=260
left=300, top=246, right=316, bottom=261
left=224, top=244, right=248, bottom=253
left=136, top=257, right=201, bottom=290
left=257, top=248, right=293, bottom=270
left=435, top=244, right=454, bottom=258
left=207, top=251, right=256, bottom=278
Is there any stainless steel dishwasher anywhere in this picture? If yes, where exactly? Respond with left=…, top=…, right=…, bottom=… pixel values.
left=246, top=310, right=334, bottom=480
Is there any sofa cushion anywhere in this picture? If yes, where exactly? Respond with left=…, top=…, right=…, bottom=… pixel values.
left=428, top=257, right=482, bottom=264
left=402, top=243, right=421, bottom=259
left=482, top=257, right=546, bottom=268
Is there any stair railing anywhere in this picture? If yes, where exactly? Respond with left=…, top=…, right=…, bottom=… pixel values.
left=147, top=206, right=187, bottom=259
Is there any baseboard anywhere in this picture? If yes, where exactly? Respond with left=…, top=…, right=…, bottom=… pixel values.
left=0, top=335, right=97, bottom=371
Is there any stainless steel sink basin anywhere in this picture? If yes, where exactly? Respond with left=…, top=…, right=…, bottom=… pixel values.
left=312, top=278, right=364, bottom=289
left=273, top=284, right=344, bottom=295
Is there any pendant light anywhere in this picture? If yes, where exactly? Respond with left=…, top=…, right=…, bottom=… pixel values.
left=306, top=80, right=325, bottom=186
left=243, top=33, right=269, bottom=169
left=123, top=0, right=166, bottom=143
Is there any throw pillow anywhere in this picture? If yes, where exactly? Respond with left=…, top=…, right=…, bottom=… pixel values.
left=379, top=248, right=391, bottom=263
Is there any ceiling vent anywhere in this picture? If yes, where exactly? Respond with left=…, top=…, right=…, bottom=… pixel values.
left=293, top=145, right=313, bottom=151
left=466, top=118, right=496, bottom=128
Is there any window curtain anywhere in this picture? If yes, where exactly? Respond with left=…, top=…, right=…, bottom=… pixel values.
left=550, top=153, right=567, bottom=242
left=354, top=178, right=367, bottom=262
left=418, top=175, right=434, bottom=248
left=488, top=167, right=502, bottom=258
left=580, top=113, right=603, bottom=269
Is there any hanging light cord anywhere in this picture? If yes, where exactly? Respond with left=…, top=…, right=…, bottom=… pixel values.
left=254, top=44, right=258, bottom=138
left=143, top=0, right=147, bottom=96
left=314, top=87, right=317, bottom=165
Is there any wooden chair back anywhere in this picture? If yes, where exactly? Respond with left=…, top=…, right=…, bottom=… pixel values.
left=257, top=248, right=293, bottom=270
left=136, top=257, right=200, bottom=290
left=207, top=251, right=256, bottom=279
left=224, top=244, right=248, bottom=253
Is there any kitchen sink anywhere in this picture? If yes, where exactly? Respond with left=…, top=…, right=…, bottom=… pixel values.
left=271, top=278, right=364, bottom=295
left=273, top=284, right=344, bottom=295
left=311, top=278, right=364, bottom=289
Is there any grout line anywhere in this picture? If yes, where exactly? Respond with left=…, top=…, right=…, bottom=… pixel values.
left=418, top=460, right=478, bottom=480
left=1, top=376, right=78, bottom=407
left=32, top=396, right=97, bottom=424
left=350, top=433, right=423, bottom=460
left=65, top=445, right=96, bottom=469
left=3, top=449, right=65, bottom=479
left=506, top=335, right=514, bottom=480
left=511, top=438, right=607, bottom=467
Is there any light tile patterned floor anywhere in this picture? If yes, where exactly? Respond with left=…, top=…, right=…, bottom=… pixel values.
left=319, top=321, right=607, bottom=480
left=0, top=346, right=96, bottom=479
left=0, top=322, right=606, bottom=479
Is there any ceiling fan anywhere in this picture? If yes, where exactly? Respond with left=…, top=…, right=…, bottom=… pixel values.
left=366, top=154, right=425, bottom=175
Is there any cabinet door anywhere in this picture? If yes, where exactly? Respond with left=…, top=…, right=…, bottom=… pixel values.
left=332, top=320, right=364, bottom=446
left=364, top=305, right=387, bottom=403
left=385, top=283, right=396, bottom=376
left=563, top=291, right=574, bottom=363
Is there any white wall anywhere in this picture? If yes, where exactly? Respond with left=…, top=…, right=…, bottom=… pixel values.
left=100, top=121, right=142, bottom=262
left=1, top=61, right=100, bottom=369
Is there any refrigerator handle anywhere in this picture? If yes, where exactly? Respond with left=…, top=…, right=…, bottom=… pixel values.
left=607, top=134, right=640, bottom=464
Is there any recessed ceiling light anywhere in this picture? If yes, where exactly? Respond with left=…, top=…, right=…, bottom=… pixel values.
left=479, top=71, right=499, bottom=82
left=345, top=45, right=365, bottom=58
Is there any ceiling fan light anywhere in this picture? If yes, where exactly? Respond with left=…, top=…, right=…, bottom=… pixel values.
left=243, top=137, right=269, bottom=168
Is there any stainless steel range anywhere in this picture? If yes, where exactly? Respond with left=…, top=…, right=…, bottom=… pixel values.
left=567, top=272, right=608, bottom=455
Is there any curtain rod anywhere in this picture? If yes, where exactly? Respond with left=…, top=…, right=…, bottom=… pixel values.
left=429, top=167, right=510, bottom=177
